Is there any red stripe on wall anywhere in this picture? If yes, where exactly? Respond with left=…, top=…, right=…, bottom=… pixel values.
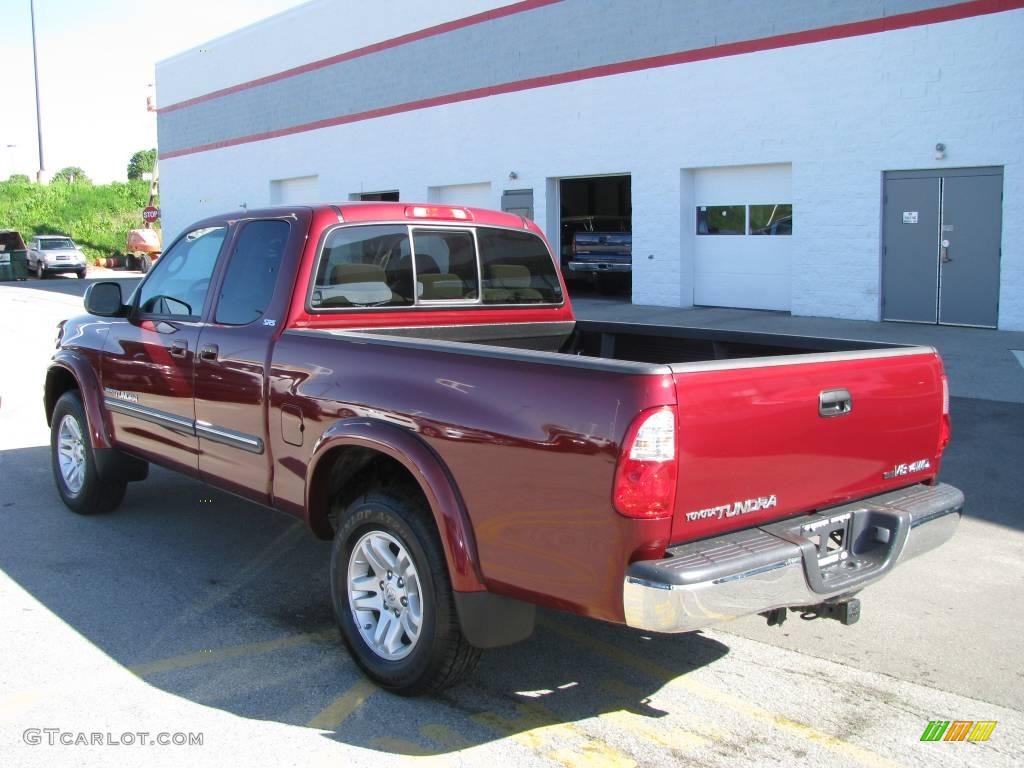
left=159, top=0, right=1024, bottom=159
left=159, top=0, right=564, bottom=113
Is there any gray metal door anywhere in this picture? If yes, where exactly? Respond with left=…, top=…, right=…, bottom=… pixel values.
left=501, top=188, right=534, bottom=220
left=882, top=177, right=941, bottom=323
left=883, top=168, right=1002, bottom=328
left=938, top=174, right=1002, bottom=327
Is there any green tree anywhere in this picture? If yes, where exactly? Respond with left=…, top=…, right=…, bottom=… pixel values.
left=52, top=166, right=91, bottom=184
left=127, top=149, right=156, bottom=180
left=7, top=173, right=30, bottom=184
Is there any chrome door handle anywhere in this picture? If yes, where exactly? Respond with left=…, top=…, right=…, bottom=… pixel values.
left=169, top=340, right=188, bottom=358
left=940, top=240, right=952, bottom=263
left=199, top=343, right=219, bottom=361
left=820, top=389, right=853, bottom=417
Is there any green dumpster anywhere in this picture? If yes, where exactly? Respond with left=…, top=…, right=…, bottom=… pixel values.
left=0, top=230, right=29, bottom=281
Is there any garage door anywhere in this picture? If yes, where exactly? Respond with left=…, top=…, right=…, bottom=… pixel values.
left=428, top=182, right=493, bottom=209
left=693, top=164, right=792, bottom=311
left=270, top=175, right=319, bottom=205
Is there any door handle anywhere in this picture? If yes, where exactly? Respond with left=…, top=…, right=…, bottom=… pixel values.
left=199, top=343, right=219, bottom=362
left=169, top=340, right=188, bottom=358
left=820, top=388, right=853, bottom=417
left=940, top=239, right=952, bottom=263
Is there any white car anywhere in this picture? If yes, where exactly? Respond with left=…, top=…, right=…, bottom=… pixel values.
left=28, top=235, right=87, bottom=279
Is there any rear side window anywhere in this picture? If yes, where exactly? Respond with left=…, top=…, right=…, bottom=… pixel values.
left=309, top=224, right=562, bottom=310
left=312, top=225, right=413, bottom=308
left=478, top=229, right=562, bottom=304
left=215, top=220, right=289, bottom=325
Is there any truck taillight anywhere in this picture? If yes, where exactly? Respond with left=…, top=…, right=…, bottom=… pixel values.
left=939, top=374, right=951, bottom=451
left=404, top=205, right=472, bottom=221
left=613, top=408, right=677, bottom=519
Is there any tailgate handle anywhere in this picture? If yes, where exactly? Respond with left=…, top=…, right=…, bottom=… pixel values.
left=819, top=389, right=852, bottom=417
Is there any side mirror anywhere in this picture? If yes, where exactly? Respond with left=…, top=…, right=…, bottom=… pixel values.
left=84, top=282, right=126, bottom=317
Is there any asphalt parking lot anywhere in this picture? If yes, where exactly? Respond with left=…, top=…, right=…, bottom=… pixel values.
left=1, top=275, right=1022, bottom=768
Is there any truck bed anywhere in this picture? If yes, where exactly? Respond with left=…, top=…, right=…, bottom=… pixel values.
left=307, top=319, right=944, bottom=546
left=337, top=319, right=914, bottom=367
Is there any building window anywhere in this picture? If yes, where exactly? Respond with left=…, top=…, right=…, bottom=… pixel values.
left=749, top=204, right=792, bottom=235
left=697, top=206, right=746, bottom=235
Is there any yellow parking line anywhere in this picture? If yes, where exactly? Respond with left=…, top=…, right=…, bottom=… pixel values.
left=474, top=700, right=636, bottom=768
left=306, top=677, right=377, bottom=729
left=541, top=617, right=904, bottom=768
left=0, top=690, right=47, bottom=721
left=598, top=677, right=728, bottom=746
left=599, top=710, right=710, bottom=753
left=368, top=735, right=434, bottom=755
left=129, top=628, right=333, bottom=677
left=367, top=737, right=461, bottom=766
left=419, top=723, right=472, bottom=750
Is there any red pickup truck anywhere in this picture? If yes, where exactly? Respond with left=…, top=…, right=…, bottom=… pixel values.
left=45, top=202, right=962, bottom=694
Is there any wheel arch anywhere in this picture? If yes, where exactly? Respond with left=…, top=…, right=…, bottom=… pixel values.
left=45, top=353, right=112, bottom=451
left=306, top=418, right=485, bottom=593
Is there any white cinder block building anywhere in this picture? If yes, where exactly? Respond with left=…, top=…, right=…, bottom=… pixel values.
left=156, top=0, right=1024, bottom=330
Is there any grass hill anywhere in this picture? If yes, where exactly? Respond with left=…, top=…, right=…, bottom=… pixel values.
left=0, top=178, right=159, bottom=262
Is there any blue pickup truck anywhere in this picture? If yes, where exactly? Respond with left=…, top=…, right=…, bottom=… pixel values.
left=561, top=216, right=631, bottom=293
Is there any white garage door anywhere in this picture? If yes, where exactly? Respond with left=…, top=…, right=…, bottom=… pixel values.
left=693, top=164, right=792, bottom=311
left=270, top=175, right=319, bottom=205
left=428, top=182, right=493, bottom=209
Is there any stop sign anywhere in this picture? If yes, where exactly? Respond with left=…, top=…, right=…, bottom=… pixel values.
left=142, top=206, right=160, bottom=223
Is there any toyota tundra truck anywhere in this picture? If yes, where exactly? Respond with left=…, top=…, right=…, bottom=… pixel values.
left=45, top=201, right=962, bottom=694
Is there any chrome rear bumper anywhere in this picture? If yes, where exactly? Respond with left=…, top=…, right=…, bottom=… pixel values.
left=623, top=483, right=963, bottom=633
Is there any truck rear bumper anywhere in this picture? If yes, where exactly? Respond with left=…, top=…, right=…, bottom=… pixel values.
left=567, top=261, right=631, bottom=274
left=623, top=482, right=963, bottom=633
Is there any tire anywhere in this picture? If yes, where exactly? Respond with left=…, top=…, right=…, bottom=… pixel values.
left=50, top=391, right=127, bottom=515
left=138, top=254, right=151, bottom=274
left=75, top=270, right=86, bottom=279
left=330, top=489, right=480, bottom=695
left=35, top=261, right=45, bottom=279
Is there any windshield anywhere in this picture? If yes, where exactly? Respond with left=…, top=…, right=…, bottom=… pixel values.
left=40, top=238, right=76, bottom=250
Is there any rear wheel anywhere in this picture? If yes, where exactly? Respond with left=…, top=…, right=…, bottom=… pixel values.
left=330, top=489, right=480, bottom=695
left=138, top=254, right=151, bottom=274
left=50, top=391, right=126, bottom=514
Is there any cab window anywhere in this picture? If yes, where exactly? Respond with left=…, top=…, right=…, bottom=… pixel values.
left=215, top=220, right=288, bottom=325
left=136, top=226, right=227, bottom=318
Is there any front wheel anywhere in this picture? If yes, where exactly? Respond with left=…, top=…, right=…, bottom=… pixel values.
left=330, top=489, right=480, bottom=695
left=35, top=261, right=44, bottom=279
left=50, top=391, right=126, bottom=514
left=138, top=254, right=151, bottom=274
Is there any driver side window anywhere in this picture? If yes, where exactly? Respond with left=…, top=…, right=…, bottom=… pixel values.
left=136, top=226, right=227, bottom=318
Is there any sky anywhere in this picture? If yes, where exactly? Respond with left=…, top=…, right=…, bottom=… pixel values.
left=1, top=0, right=307, bottom=183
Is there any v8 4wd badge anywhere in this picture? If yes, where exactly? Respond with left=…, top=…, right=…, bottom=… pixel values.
left=884, top=458, right=931, bottom=479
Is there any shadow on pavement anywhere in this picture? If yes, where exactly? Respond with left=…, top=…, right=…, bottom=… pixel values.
left=0, top=443, right=729, bottom=756
left=942, top=396, right=1024, bottom=530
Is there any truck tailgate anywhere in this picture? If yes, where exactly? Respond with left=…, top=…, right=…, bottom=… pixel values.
left=669, top=348, right=946, bottom=543
left=573, top=233, right=632, bottom=262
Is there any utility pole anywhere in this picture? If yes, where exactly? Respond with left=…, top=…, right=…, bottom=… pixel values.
left=30, top=0, right=45, bottom=183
